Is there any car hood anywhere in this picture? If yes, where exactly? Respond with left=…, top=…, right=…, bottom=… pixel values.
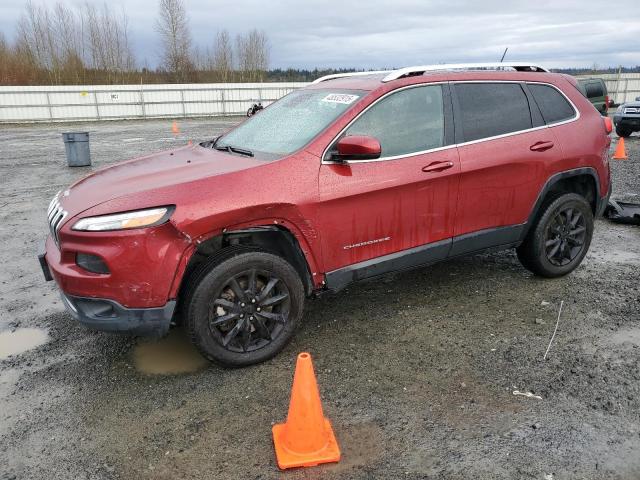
left=59, top=144, right=264, bottom=217
left=621, top=101, right=640, bottom=109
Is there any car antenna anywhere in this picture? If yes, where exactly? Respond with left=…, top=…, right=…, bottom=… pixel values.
left=500, top=47, right=509, bottom=63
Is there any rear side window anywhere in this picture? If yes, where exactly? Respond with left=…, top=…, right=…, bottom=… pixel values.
left=528, top=83, right=576, bottom=124
left=454, top=83, right=532, bottom=142
left=585, top=82, right=604, bottom=98
left=342, top=85, right=444, bottom=158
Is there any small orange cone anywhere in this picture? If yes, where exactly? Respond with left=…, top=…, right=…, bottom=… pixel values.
left=613, top=137, right=628, bottom=160
left=171, top=121, right=180, bottom=135
left=272, top=352, right=341, bottom=469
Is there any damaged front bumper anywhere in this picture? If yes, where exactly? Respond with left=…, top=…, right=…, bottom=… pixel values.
left=60, top=293, right=175, bottom=336
left=40, top=249, right=175, bottom=336
left=39, top=220, right=189, bottom=336
left=604, top=199, right=640, bottom=225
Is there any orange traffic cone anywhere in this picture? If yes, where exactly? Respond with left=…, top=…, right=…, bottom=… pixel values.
left=272, top=352, right=341, bottom=469
left=613, top=137, right=628, bottom=160
left=171, top=121, right=180, bottom=135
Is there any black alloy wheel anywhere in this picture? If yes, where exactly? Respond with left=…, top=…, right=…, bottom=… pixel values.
left=186, top=249, right=304, bottom=367
left=544, top=207, right=587, bottom=266
left=209, top=268, right=291, bottom=353
left=516, top=193, right=594, bottom=278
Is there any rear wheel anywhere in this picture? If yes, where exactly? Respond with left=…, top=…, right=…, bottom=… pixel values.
left=517, top=193, right=593, bottom=278
left=616, top=126, right=631, bottom=138
left=185, top=250, right=304, bottom=367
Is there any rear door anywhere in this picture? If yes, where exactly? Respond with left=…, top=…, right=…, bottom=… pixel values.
left=317, top=84, right=459, bottom=273
left=527, top=81, right=600, bottom=193
left=450, top=81, right=557, bottom=254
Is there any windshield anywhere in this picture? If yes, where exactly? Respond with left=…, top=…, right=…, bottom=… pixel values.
left=216, top=89, right=367, bottom=157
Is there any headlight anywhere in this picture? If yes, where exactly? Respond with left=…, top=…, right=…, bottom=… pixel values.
left=616, top=105, right=623, bottom=113
left=72, top=207, right=174, bottom=232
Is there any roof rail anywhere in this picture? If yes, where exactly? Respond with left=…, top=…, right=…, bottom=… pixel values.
left=382, top=62, right=549, bottom=82
left=311, top=70, right=392, bottom=84
left=311, top=63, right=550, bottom=85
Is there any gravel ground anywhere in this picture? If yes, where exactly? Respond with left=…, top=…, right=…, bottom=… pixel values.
left=0, top=119, right=639, bottom=480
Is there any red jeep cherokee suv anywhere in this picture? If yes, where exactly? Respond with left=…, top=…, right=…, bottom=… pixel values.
left=40, top=63, right=612, bottom=367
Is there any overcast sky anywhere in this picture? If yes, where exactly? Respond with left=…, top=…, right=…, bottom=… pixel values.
left=1, top=0, right=639, bottom=69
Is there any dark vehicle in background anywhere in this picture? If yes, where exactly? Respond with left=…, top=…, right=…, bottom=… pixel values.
left=577, top=78, right=609, bottom=115
left=247, top=102, right=264, bottom=116
left=613, top=96, right=640, bottom=137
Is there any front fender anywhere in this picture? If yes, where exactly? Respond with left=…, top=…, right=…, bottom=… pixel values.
left=173, top=206, right=325, bottom=290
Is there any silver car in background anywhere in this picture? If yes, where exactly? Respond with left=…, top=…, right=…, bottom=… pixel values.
left=613, top=96, right=640, bottom=137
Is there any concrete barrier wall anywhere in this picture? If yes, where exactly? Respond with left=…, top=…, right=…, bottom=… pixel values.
left=0, top=82, right=309, bottom=123
left=2, top=74, right=639, bottom=123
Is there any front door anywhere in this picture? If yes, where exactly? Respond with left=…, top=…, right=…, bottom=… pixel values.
left=317, top=84, right=459, bottom=275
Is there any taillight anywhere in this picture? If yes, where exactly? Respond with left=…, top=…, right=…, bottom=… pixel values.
left=605, top=95, right=610, bottom=111
left=603, top=116, right=613, bottom=134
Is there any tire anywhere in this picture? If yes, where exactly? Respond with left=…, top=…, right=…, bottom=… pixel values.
left=247, top=108, right=253, bottom=117
left=517, top=193, right=594, bottom=278
left=616, top=126, right=631, bottom=138
left=185, top=249, right=304, bottom=367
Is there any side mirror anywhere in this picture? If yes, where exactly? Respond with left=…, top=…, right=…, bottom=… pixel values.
left=332, top=135, right=381, bottom=162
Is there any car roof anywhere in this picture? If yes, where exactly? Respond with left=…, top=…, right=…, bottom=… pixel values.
left=306, top=69, right=565, bottom=92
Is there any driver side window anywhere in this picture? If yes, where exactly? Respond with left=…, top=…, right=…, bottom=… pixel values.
left=337, top=85, right=444, bottom=159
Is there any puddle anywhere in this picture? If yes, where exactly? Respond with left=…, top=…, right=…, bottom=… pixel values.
left=133, top=329, right=208, bottom=375
left=0, top=328, right=49, bottom=360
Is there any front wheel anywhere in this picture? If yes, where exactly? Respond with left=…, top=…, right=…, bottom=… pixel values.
left=517, top=193, right=594, bottom=278
left=185, top=250, right=304, bottom=367
left=616, top=126, right=631, bottom=138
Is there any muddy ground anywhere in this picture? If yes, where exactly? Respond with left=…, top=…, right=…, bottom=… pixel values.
left=0, top=118, right=639, bottom=480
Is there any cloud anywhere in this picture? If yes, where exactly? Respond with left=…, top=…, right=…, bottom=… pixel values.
left=2, top=0, right=639, bottom=68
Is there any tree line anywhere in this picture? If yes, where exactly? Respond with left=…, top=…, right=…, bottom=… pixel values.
left=555, top=66, right=640, bottom=75
left=4, top=2, right=637, bottom=87
left=0, top=0, right=272, bottom=85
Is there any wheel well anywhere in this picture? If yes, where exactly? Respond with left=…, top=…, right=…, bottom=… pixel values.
left=180, top=226, right=313, bottom=302
left=521, top=172, right=598, bottom=242
left=543, top=174, right=597, bottom=214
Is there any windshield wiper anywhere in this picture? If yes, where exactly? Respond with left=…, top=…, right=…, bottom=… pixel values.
left=199, top=136, right=222, bottom=149
left=228, top=146, right=254, bottom=157
left=213, top=144, right=254, bottom=157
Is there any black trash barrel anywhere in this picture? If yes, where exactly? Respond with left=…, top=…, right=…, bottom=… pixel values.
left=62, top=132, right=91, bottom=167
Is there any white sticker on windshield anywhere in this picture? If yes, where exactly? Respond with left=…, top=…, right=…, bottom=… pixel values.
left=322, top=93, right=359, bottom=105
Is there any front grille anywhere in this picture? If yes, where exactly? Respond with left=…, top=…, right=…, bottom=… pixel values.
left=47, top=193, right=68, bottom=245
left=624, top=107, right=639, bottom=114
